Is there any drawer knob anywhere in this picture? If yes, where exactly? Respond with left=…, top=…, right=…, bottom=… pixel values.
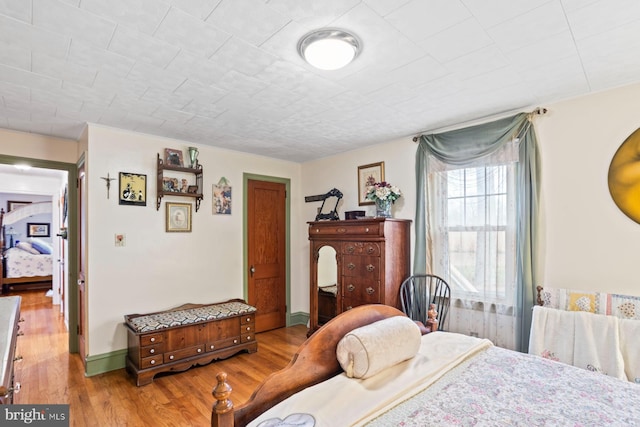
left=346, top=246, right=354, bottom=253
left=246, top=317, right=251, bottom=322
left=150, top=337, right=156, bottom=342
left=150, top=360, right=156, bottom=365
left=347, top=262, right=356, bottom=270
left=197, top=348, right=202, bottom=353
left=210, top=345, right=215, bottom=350
left=245, top=326, right=251, bottom=331
left=169, top=355, right=174, bottom=360
left=366, top=264, right=375, bottom=272
left=366, top=246, right=375, bottom=254
left=366, top=287, right=375, bottom=295
left=149, top=349, right=155, bottom=354
left=234, top=339, right=238, bottom=344
left=347, top=284, right=355, bottom=292
left=246, top=336, right=251, bottom=340
left=365, top=227, right=369, bottom=232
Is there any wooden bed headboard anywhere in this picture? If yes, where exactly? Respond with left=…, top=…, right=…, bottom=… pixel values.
left=211, top=304, right=407, bottom=427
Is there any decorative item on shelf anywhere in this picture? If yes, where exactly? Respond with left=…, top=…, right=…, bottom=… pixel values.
left=365, top=181, right=402, bottom=218
left=164, top=148, right=184, bottom=167
left=213, top=177, right=232, bottom=215
left=188, top=147, right=199, bottom=168
left=119, top=172, right=147, bottom=206
left=357, top=162, right=384, bottom=206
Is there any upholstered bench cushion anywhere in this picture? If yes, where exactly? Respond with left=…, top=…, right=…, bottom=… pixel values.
left=126, top=301, right=257, bottom=333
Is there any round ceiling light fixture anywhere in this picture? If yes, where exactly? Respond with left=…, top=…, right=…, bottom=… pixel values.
left=298, top=28, right=361, bottom=71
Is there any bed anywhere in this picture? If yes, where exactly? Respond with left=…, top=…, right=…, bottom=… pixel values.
left=210, top=304, right=640, bottom=427
left=0, top=203, right=53, bottom=294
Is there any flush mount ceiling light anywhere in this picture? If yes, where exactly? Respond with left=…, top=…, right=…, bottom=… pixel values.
left=298, top=28, right=361, bottom=71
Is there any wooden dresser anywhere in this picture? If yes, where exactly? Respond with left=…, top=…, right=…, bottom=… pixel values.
left=0, top=296, right=21, bottom=404
left=125, top=299, right=257, bottom=386
left=308, top=218, right=411, bottom=334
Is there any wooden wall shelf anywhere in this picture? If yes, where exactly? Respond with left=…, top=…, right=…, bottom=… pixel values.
left=156, top=153, right=203, bottom=211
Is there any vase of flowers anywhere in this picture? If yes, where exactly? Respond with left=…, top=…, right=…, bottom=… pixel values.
left=365, top=181, right=402, bottom=218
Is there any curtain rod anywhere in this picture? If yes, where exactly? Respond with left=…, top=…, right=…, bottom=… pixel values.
left=411, top=107, right=548, bottom=142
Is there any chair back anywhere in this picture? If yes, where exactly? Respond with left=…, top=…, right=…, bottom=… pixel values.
left=399, top=274, right=450, bottom=331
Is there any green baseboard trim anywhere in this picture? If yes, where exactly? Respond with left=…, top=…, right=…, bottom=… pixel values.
left=85, top=349, right=128, bottom=377
left=289, top=311, right=309, bottom=326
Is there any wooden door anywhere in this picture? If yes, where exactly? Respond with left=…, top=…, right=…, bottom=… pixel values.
left=247, top=179, right=286, bottom=333
left=77, top=163, right=87, bottom=364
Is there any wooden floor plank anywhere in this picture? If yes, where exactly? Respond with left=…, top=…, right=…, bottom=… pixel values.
left=8, top=290, right=307, bottom=426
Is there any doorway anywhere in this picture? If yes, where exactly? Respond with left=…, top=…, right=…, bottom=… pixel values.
left=0, top=154, right=79, bottom=353
left=245, top=174, right=290, bottom=333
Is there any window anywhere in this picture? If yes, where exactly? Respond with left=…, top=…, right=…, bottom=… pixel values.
left=434, top=163, right=516, bottom=304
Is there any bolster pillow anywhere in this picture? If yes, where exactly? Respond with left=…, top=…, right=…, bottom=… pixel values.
left=336, top=315, right=421, bottom=379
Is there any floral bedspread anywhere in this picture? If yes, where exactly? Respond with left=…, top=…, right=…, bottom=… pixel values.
left=5, top=247, right=52, bottom=278
left=367, top=346, right=640, bottom=426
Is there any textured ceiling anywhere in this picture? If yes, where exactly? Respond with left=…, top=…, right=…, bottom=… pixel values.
left=1, top=0, right=639, bottom=162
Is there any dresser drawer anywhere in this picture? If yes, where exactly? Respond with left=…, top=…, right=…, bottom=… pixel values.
left=165, top=344, right=205, bottom=362
left=309, top=223, right=381, bottom=237
left=141, top=355, right=163, bottom=369
left=342, top=279, right=380, bottom=303
left=342, top=242, right=380, bottom=256
left=342, top=255, right=380, bottom=277
left=140, top=333, right=164, bottom=346
left=241, top=332, right=254, bottom=343
left=207, top=336, right=241, bottom=352
left=140, top=343, right=164, bottom=357
left=241, top=314, right=255, bottom=325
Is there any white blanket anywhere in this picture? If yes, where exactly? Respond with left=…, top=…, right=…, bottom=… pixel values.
left=249, top=332, right=492, bottom=427
left=619, top=318, right=640, bottom=383
left=529, top=306, right=626, bottom=380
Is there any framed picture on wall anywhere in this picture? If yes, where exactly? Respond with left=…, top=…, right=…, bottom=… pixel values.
left=27, top=222, right=50, bottom=237
left=119, top=172, right=147, bottom=206
left=8, top=200, right=31, bottom=212
left=164, top=148, right=184, bottom=167
left=166, top=202, right=192, bottom=232
left=357, top=162, right=385, bottom=206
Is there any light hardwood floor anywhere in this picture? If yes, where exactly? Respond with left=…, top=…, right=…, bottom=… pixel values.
left=10, top=290, right=308, bottom=427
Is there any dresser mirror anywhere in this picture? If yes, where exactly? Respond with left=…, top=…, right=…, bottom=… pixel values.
left=314, top=244, right=339, bottom=327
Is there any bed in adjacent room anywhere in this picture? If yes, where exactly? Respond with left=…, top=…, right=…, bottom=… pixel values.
left=210, top=304, right=640, bottom=427
left=0, top=202, right=53, bottom=294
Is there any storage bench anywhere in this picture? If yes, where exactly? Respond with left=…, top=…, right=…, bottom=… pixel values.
left=124, top=299, right=257, bottom=386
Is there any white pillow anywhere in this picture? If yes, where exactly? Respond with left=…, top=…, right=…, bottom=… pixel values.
left=336, top=315, right=421, bottom=379
left=16, top=241, right=40, bottom=255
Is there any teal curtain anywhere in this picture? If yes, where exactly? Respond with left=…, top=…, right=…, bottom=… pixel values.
left=414, top=112, right=540, bottom=352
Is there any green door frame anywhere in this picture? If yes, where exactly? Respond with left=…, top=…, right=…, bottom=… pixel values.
left=0, top=154, right=79, bottom=353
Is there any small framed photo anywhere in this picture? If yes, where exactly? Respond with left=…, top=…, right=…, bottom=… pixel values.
left=357, top=161, right=385, bottom=206
left=164, top=148, right=184, bottom=167
left=8, top=200, right=31, bottom=212
left=27, top=222, right=50, bottom=237
left=187, top=185, right=199, bottom=194
left=119, top=172, right=147, bottom=206
left=162, top=177, right=180, bottom=192
left=166, top=202, right=192, bottom=232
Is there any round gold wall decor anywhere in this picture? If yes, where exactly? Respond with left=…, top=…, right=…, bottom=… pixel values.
left=608, top=128, right=640, bottom=223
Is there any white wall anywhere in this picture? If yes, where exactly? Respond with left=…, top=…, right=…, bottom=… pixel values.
left=536, top=83, right=640, bottom=296
left=84, top=124, right=303, bottom=356
left=302, top=82, right=640, bottom=301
